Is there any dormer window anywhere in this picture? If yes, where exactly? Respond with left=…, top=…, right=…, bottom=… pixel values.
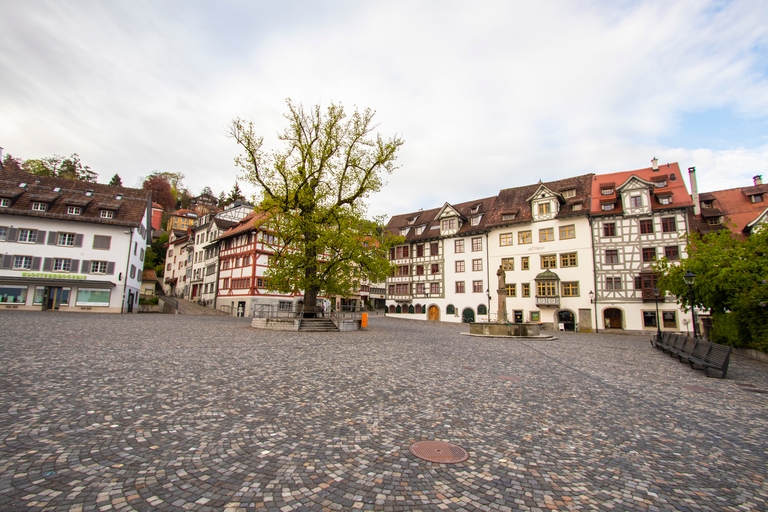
left=701, top=200, right=714, bottom=209
left=601, top=202, right=615, bottom=211
left=562, top=188, right=576, bottom=199
left=572, top=203, right=583, bottom=211
left=751, top=194, right=763, bottom=203
left=654, top=180, right=667, bottom=188
left=502, top=213, right=516, bottom=221
left=471, top=215, right=481, bottom=226
left=470, top=204, right=481, bottom=214
left=100, top=210, right=114, bottom=219
left=85, top=190, right=94, bottom=197
left=601, top=187, right=614, bottom=196
left=441, top=218, right=456, bottom=231
left=31, top=201, right=47, bottom=211
left=538, top=203, right=551, bottom=215
left=707, top=217, right=722, bottom=226
left=415, top=225, right=425, bottom=235
left=67, top=205, right=82, bottom=215
left=0, top=198, right=9, bottom=208
left=115, top=193, right=123, bottom=200
left=658, top=196, right=673, bottom=205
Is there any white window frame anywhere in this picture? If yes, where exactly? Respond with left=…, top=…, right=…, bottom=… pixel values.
left=75, top=288, right=111, bottom=307
left=90, top=261, right=108, bottom=274
left=0, top=198, right=9, bottom=208
left=53, top=258, right=72, bottom=272
left=13, top=256, right=33, bottom=269
left=100, top=210, right=115, bottom=219
left=31, top=202, right=47, bottom=211
left=67, top=205, right=83, bottom=215
left=57, top=232, right=76, bottom=246
left=18, top=229, right=37, bottom=243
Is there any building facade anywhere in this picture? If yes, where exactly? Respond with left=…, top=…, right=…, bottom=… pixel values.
left=0, top=169, right=151, bottom=313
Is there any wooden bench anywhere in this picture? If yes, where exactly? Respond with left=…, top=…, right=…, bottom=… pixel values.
left=650, top=332, right=732, bottom=379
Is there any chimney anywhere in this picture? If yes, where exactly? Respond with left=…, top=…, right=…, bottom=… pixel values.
left=651, top=157, right=659, bottom=171
left=754, top=175, right=763, bottom=186
left=688, top=167, right=700, bottom=216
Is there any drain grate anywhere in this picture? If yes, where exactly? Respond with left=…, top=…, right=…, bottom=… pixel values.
left=409, top=441, right=469, bottom=464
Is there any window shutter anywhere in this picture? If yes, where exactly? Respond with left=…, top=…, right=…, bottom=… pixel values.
left=71, top=259, right=79, bottom=273
left=31, top=257, right=41, bottom=271
left=74, top=234, right=83, bottom=247
left=48, top=231, right=57, bottom=245
left=36, top=231, right=46, bottom=244
left=81, top=260, right=91, bottom=274
left=1, top=255, right=12, bottom=269
left=7, top=228, right=17, bottom=242
left=106, top=262, right=115, bottom=275
left=43, top=258, right=53, bottom=271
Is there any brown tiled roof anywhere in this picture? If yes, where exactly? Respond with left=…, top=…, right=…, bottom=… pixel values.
left=217, top=210, right=270, bottom=240
left=0, top=169, right=150, bottom=228
left=142, top=269, right=158, bottom=282
left=691, top=183, right=768, bottom=236
left=590, top=162, right=692, bottom=216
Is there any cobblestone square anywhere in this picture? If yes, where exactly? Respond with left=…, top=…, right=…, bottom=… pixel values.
left=1, top=312, right=767, bottom=511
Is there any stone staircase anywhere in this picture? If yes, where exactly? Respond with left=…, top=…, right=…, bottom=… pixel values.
left=299, top=318, right=339, bottom=332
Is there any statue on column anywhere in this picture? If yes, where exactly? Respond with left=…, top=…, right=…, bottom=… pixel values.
left=497, top=265, right=508, bottom=323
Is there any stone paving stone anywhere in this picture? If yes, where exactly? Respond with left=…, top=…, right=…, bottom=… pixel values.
left=0, top=312, right=767, bottom=511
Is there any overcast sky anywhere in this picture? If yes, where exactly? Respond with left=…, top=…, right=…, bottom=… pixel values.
left=2, top=0, right=768, bottom=218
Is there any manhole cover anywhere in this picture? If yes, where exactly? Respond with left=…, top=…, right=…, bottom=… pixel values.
left=409, top=441, right=469, bottom=464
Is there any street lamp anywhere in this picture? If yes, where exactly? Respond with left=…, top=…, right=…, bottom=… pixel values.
left=653, top=287, right=662, bottom=340
left=589, top=290, right=598, bottom=333
left=683, top=271, right=699, bottom=339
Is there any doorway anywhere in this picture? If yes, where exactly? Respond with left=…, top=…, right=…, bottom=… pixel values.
left=462, top=308, right=475, bottom=323
left=237, top=301, right=246, bottom=317
left=513, top=310, right=523, bottom=323
left=604, top=308, right=623, bottom=329
left=428, top=305, right=440, bottom=321
left=43, top=287, right=64, bottom=311
left=558, top=310, right=576, bottom=331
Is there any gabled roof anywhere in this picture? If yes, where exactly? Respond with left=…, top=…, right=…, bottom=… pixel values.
left=691, top=182, right=768, bottom=236
left=0, top=169, right=150, bottom=228
left=590, top=162, right=692, bottom=216
left=217, top=210, right=270, bottom=240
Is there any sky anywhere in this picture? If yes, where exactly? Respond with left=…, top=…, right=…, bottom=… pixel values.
left=2, top=0, right=768, bottom=219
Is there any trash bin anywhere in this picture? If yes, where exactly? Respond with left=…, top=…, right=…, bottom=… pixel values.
left=361, top=312, right=368, bottom=330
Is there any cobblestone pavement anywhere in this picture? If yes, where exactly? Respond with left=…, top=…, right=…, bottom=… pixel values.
left=1, top=312, right=767, bottom=512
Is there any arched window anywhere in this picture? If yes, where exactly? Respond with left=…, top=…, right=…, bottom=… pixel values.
left=389, top=305, right=396, bottom=314
left=446, top=304, right=455, bottom=315
left=415, top=304, right=422, bottom=314
left=408, top=305, right=415, bottom=314
left=478, top=304, right=487, bottom=315
left=395, top=305, right=402, bottom=314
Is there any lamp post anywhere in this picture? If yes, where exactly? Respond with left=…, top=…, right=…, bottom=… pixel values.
left=653, top=287, right=662, bottom=340
left=589, top=290, right=598, bottom=333
left=683, top=271, right=699, bottom=339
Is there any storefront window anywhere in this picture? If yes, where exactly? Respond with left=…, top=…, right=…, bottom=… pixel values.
left=76, top=289, right=111, bottom=306
left=0, top=286, right=27, bottom=303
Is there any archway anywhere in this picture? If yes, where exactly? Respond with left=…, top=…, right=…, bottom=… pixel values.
left=415, top=304, right=422, bottom=314
left=388, top=305, right=396, bottom=314
left=604, top=308, right=623, bottom=329
left=462, top=308, right=475, bottom=323
left=557, top=310, right=576, bottom=331
left=428, top=305, right=440, bottom=321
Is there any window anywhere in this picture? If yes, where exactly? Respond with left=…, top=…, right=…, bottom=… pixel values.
left=100, top=210, right=114, bottom=219
left=399, top=228, right=407, bottom=237
left=562, top=189, right=576, bottom=199
left=13, top=256, right=33, bottom=269
left=430, top=282, right=439, bottom=295
left=562, top=282, right=579, bottom=297
left=441, top=218, right=456, bottom=231
left=658, top=196, right=673, bottom=205
left=707, top=217, right=722, bottom=226
left=430, top=242, right=438, bottom=255
left=395, top=245, right=409, bottom=259
left=643, top=311, right=658, bottom=328
left=416, top=244, right=424, bottom=257
left=603, top=223, right=616, bottom=237
left=222, top=278, right=229, bottom=289
left=416, top=265, right=424, bottom=275
left=396, top=265, right=410, bottom=276
left=456, top=281, right=465, bottom=293
left=415, top=226, right=425, bottom=235
left=501, top=258, right=514, bottom=271
left=471, top=237, right=482, bottom=252
left=90, top=261, right=108, bottom=274
left=630, top=196, right=642, bottom=207
left=446, top=304, right=455, bottom=315
left=664, top=246, right=680, bottom=260
left=57, top=232, right=75, bottom=246
left=530, top=311, right=540, bottom=322
left=541, top=254, right=557, bottom=269
left=606, top=277, right=622, bottom=290
left=601, top=187, right=614, bottom=196
left=67, top=206, right=82, bottom=215
left=76, top=289, right=111, bottom=307
left=539, top=228, right=554, bottom=242
left=538, top=203, right=551, bottom=215
left=701, top=200, right=714, bottom=209
left=416, top=283, right=425, bottom=294
left=0, top=198, right=9, bottom=208
left=506, top=284, right=516, bottom=297
left=605, top=250, right=619, bottom=264
left=559, top=225, right=575, bottom=239
left=455, top=240, right=464, bottom=253
left=518, top=231, right=532, bottom=244
left=521, top=257, right=529, bottom=270
left=663, top=311, right=677, bottom=329
left=0, top=286, right=27, bottom=303
left=472, top=280, right=483, bottom=293
left=431, top=263, right=440, bottom=274
left=560, top=252, right=577, bottom=267
left=0, top=227, right=6, bottom=241
left=455, top=261, right=465, bottom=272
left=502, top=213, right=516, bottom=221
left=222, top=260, right=230, bottom=270
left=499, top=233, right=514, bottom=246
left=654, top=180, right=667, bottom=188
left=31, top=202, right=47, bottom=211
left=130, top=265, right=136, bottom=279
left=662, top=217, right=677, bottom=232
left=93, top=235, right=111, bottom=250
left=642, top=248, right=656, bottom=262
left=53, top=258, right=72, bottom=272
left=537, top=280, right=557, bottom=297
left=471, top=216, right=481, bottom=226
left=522, top=283, right=530, bottom=297
left=640, top=219, right=654, bottom=234
left=18, top=229, right=37, bottom=243
left=572, top=203, right=583, bottom=211
left=472, top=259, right=482, bottom=272
left=752, top=194, right=764, bottom=203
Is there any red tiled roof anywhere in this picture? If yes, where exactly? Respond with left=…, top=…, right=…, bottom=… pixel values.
left=590, top=162, right=692, bottom=215
left=691, top=183, right=768, bottom=236
left=217, top=210, right=270, bottom=240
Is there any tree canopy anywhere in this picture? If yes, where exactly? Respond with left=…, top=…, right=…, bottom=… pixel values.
left=142, top=174, right=177, bottom=212
left=655, top=228, right=768, bottom=350
left=3, top=153, right=98, bottom=182
left=109, top=174, right=123, bottom=187
left=230, top=100, right=404, bottom=315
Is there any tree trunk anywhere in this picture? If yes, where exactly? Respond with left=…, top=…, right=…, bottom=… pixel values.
left=303, top=285, right=319, bottom=318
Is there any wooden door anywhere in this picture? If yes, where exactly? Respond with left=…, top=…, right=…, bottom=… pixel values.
left=428, top=305, right=440, bottom=321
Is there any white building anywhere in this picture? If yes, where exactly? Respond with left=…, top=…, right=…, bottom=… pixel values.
left=0, top=169, right=151, bottom=313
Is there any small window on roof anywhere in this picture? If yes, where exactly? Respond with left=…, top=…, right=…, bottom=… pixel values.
left=562, top=188, right=576, bottom=199
left=85, top=190, right=94, bottom=196
left=53, top=187, right=61, bottom=192
left=601, top=187, right=614, bottom=196
left=115, top=193, right=123, bottom=200
left=100, top=210, right=114, bottom=219
left=19, top=182, right=27, bottom=188
left=654, top=179, right=667, bottom=188
left=751, top=194, right=763, bottom=203
left=502, top=213, right=516, bottom=221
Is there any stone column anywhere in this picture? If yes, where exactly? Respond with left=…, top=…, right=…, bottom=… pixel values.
left=496, top=265, right=508, bottom=323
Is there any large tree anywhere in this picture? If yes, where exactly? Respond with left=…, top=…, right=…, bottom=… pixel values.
left=142, top=174, right=176, bottom=212
left=655, top=228, right=768, bottom=350
left=21, top=153, right=97, bottom=182
left=230, top=100, right=403, bottom=316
